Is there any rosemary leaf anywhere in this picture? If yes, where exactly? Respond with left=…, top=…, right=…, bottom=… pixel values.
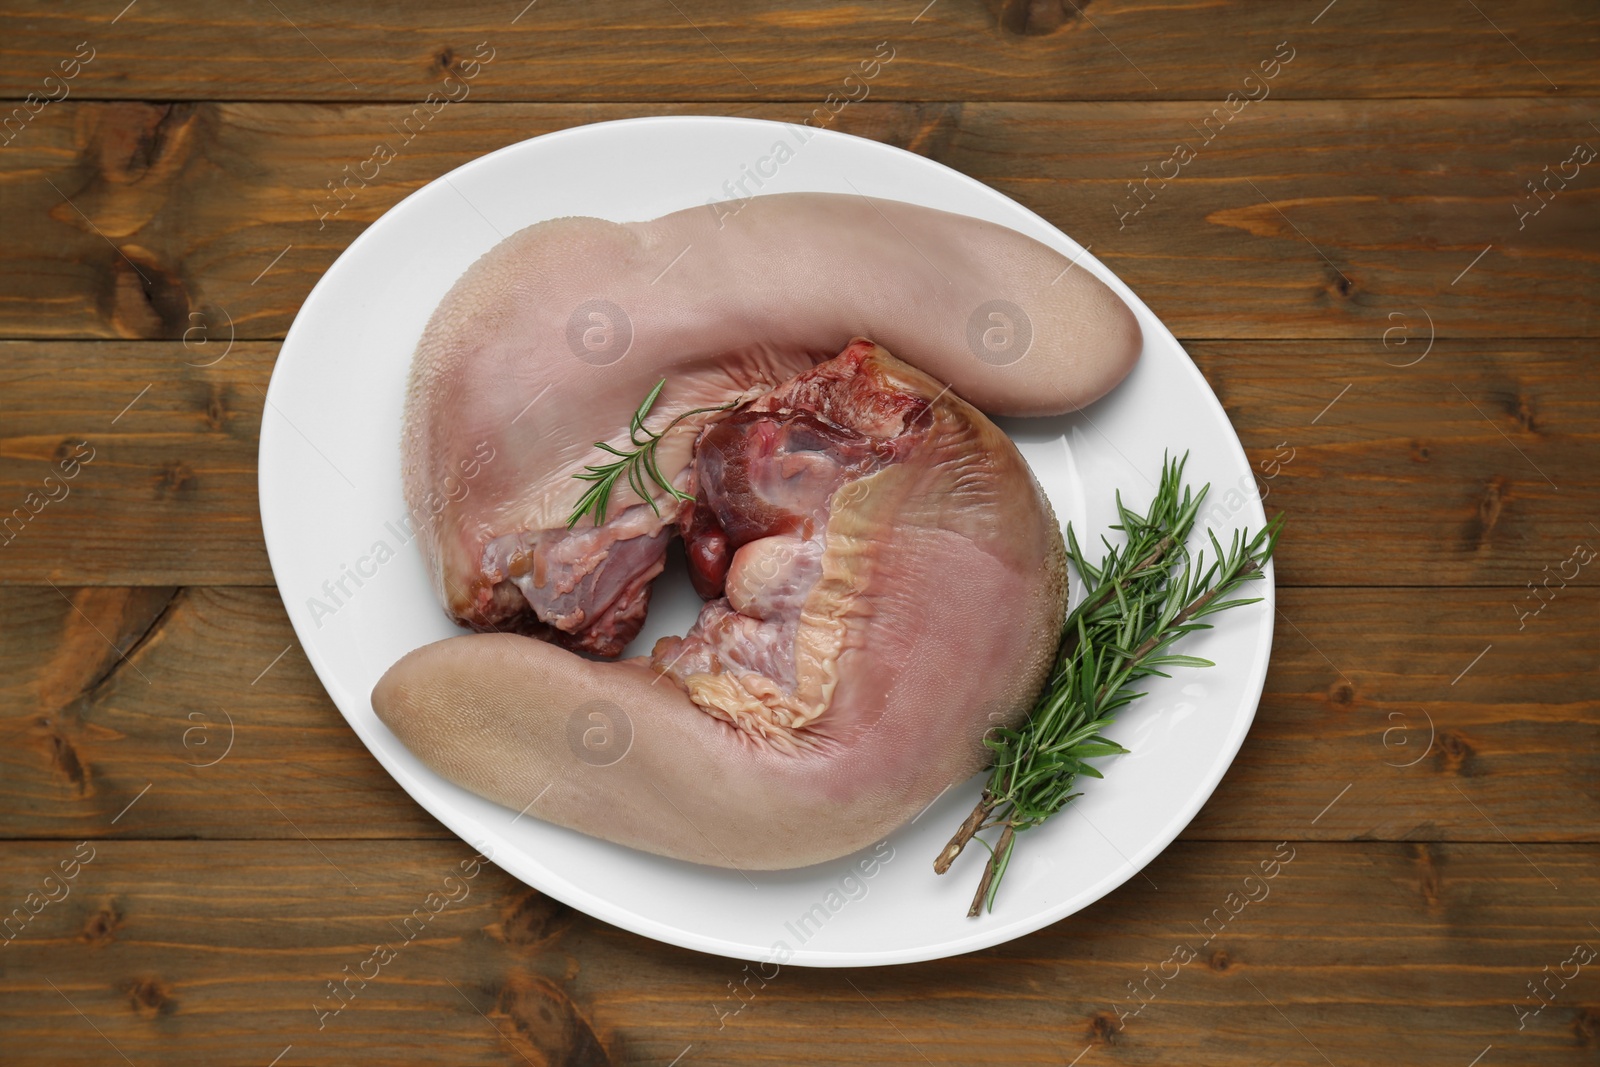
left=935, top=453, right=1283, bottom=916
left=566, top=379, right=737, bottom=528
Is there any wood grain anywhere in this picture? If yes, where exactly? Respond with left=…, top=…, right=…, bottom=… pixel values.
left=0, top=0, right=1594, bottom=102
left=1, top=100, right=1597, bottom=341
left=1, top=840, right=1596, bottom=1066
left=1, top=585, right=1593, bottom=843
left=2, top=4, right=1597, bottom=1063
left=1, top=339, right=1593, bottom=587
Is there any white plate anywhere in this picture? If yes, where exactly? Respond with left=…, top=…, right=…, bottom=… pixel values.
left=259, top=116, right=1273, bottom=967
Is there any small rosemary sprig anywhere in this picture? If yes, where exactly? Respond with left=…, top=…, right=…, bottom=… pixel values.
left=566, top=379, right=735, bottom=528
left=935, top=453, right=1283, bottom=916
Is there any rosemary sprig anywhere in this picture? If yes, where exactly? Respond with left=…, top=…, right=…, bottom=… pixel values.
left=567, top=379, right=735, bottom=528
left=935, top=453, right=1283, bottom=916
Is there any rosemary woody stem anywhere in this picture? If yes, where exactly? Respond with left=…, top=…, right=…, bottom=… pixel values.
left=966, top=824, right=1015, bottom=918
left=934, top=790, right=997, bottom=875
left=1055, top=532, right=1178, bottom=662
left=1120, top=557, right=1262, bottom=669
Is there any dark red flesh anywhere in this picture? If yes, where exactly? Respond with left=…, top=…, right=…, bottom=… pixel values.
left=683, top=494, right=731, bottom=600
left=679, top=406, right=910, bottom=600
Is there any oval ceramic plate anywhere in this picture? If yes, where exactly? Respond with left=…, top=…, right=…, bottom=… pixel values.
left=259, top=116, right=1273, bottom=967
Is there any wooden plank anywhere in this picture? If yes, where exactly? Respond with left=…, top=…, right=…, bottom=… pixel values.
left=0, top=5, right=1590, bottom=1066
left=0, top=342, right=273, bottom=585
left=1185, top=338, right=1599, bottom=588
left=1, top=339, right=1593, bottom=587
left=1, top=585, right=1593, bottom=842
left=1, top=839, right=1595, bottom=1065
left=1, top=1, right=1595, bottom=102
left=0, top=99, right=1596, bottom=341
left=1192, top=585, right=1600, bottom=841
left=0, top=586, right=442, bottom=840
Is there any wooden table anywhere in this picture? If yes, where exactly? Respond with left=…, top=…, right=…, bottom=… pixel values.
left=3, top=2, right=1597, bottom=1063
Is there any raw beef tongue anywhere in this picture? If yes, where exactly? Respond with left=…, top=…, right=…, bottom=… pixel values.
left=375, top=339, right=1068, bottom=869
left=376, top=191, right=1141, bottom=868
